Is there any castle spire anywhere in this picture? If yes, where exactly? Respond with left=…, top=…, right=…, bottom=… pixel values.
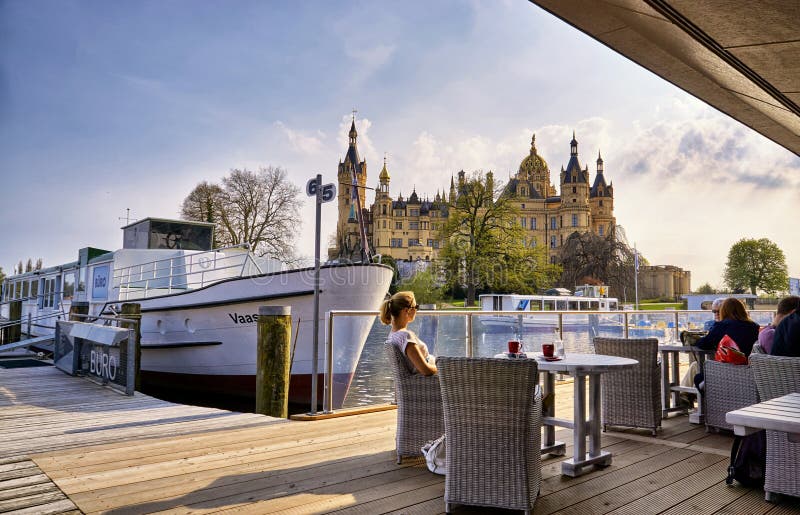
left=597, top=150, right=604, bottom=174
left=570, top=131, right=578, bottom=156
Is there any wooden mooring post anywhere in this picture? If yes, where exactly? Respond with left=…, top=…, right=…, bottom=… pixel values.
left=120, top=303, right=142, bottom=390
left=256, top=306, right=291, bottom=418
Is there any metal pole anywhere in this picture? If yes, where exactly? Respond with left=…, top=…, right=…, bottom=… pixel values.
left=324, top=311, right=334, bottom=413
left=26, top=313, right=31, bottom=338
left=466, top=313, right=473, bottom=357
left=634, top=244, right=640, bottom=310
left=310, top=174, right=322, bottom=415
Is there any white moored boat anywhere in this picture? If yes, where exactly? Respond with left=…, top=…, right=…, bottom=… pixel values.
left=479, top=285, right=619, bottom=333
left=0, top=217, right=392, bottom=408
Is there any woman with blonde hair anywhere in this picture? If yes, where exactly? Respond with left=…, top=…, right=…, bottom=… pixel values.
left=381, top=291, right=437, bottom=375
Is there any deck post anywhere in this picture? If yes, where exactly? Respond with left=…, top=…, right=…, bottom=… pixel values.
left=257, top=306, right=291, bottom=418
left=120, top=303, right=142, bottom=390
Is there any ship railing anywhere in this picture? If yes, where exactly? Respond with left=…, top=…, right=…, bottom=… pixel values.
left=114, top=244, right=264, bottom=300
left=318, top=308, right=775, bottom=414
left=0, top=291, right=68, bottom=340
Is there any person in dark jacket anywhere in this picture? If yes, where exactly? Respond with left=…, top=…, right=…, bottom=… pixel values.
left=694, top=297, right=759, bottom=389
left=771, top=309, right=800, bottom=357
left=695, top=297, right=760, bottom=355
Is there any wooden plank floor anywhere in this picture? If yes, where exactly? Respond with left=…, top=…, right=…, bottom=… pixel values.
left=2, top=365, right=799, bottom=514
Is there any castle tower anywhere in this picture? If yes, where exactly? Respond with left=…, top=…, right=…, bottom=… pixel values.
left=518, top=134, right=555, bottom=198
left=371, top=155, right=393, bottom=253
left=558, top=131, right=591, bottom=253
left=589, top=149, right=616, bottom=237
left=333, top=118, right=368, bottom=260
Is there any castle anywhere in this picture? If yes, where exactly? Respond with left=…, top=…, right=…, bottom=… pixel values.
left=329, top=119, right=616, bottom=265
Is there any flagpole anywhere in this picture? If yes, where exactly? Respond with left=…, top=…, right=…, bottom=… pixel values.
left=634, top=243, right=640, bottom=310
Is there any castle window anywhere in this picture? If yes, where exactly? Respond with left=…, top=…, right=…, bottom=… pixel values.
left=395, top=221, right=403, bottom=229
left=433, top=241, right=440, bottom=249
left=573, top=198, right=576, bottom=203
left=531, top=217, right=536, bottom=230
left=599, top=226, right=604, bottom=236
left=572, top=186, right=576, bottom=194
left=521, top=217, right=527, bottom=228
left=382, top=205, right=386, bottom=215
left=550, top=217, right=556, bottom=230
left=409, top=238, right=420, bottom=246
left=530, top=237, right=536, bottom=247
left=409, top=221, right=419, bottom=230
left=550, top=236, right=556, bottom=249
left=422, top=221, right=429, bottom=229
left=521, top=204, right=525, bottom=209
left=521, top=188, right=526, bottom=196
left=572, top=175, right=576, bottom=183
left=427, top=239, right=434, bottom=247
left=550, top=255, right=556, bottom=264
left=390, top=238, right=403, bottom=248
left=382, top=220, right=386, bottom=229
left=599, top=200, right=604, bottom=207
left=410, top=209, right=419, bottom=216
left=572, top=214, right=578, bottom=227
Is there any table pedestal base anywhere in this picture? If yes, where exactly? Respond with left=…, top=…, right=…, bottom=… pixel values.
left=561, top=450, right=612, bottom=477
left=541, top=440, right=566, bottom=456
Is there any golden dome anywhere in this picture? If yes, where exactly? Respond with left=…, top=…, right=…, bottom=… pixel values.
left=519, top=133, right=549, bottom=178
left=379, top=161, right=390, bottom=181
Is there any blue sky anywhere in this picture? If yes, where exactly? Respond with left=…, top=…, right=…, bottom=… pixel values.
left=2, top=0, right=799, bottom=290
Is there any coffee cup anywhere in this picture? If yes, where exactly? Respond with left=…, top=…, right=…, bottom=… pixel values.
left=508, top=340, right=521, bottom=354
left=542, top=343, right=555, bottom=358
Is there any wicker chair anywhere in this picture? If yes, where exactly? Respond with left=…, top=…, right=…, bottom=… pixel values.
left=384, top=342, right=444, bottom=463
left=703, top=360, right=758, bottom=432
left=593, top=337, right=661, bottom=435
left=749, top=353, right=800, bottom=501
left=437, top=357, right=542, bottom=515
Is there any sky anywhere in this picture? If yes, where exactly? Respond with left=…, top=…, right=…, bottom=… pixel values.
left=1, top=0, right=799, bottom=290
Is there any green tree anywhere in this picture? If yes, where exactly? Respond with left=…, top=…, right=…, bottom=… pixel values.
left=438, top=171, right=560, bottom=306
left=377, top=255, right=401, bottom=295
left=695, top=282, right=716, bottom=294
left=0, top=266, right=5, bottom=285
left=724, top=238, right=788, bottom=295
left=398, top=269, right=443, bottom=306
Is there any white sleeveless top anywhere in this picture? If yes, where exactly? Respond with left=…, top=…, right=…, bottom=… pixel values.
left=388, top=329, right=431, bottom=372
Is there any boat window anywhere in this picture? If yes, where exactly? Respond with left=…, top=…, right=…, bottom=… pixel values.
left=63, top=272, right=75, bottom=301
left=590, top=301, right=599, bottom=311
left=30, top=279, right=38, bottom=299
left=493, top=296, right=502, bottom=311
left=529, top=300, right=541, bottom=311
left=610, top=301, right=618, bottom=310
left=21, top=281, right=29, bottom=300
left=516, top=299, right=529, bottom=310
left=557, top=300, right=568, bottom=310
left=543, top=299, right=554, bottom=311
left=569, top=301, right=579, bottom=310
left=148, top=221, right=213, bottom=251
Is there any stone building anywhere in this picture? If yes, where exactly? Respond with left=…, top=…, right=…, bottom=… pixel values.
left=639, top=265, right=692, bottom=300
left=330, top=120, right=617, bottom=265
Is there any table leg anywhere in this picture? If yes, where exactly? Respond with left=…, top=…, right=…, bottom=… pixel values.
left=661, top=350, right=670, bottom=417
left=561, top=372, right=612, bottom=477
left=540, top=371, right=566, bottom=456
left=670, top=351, right=680, bottom=408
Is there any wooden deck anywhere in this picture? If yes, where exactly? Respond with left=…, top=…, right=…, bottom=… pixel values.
left=2, top=364, right=799, bottom=514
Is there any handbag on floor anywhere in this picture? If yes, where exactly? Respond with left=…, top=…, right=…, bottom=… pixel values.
left=421, top=434, right=446, bottom=475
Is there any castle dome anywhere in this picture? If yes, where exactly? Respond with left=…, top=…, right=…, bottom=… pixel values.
left=518, top=134, right=550, bottom=179
left=379, top=160, right=390, bottom=181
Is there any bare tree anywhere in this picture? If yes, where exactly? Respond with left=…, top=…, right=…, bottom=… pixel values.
left=181, top=167, right=302, bottom=262
left=559, top=229, right=635, bottom=299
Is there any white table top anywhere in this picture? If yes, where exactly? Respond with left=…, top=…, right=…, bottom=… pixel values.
left=726, top=393, right=800, bottom=438
left=493, top=352, right=638, bottom=373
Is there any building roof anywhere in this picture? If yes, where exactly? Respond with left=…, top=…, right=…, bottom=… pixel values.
left=529, top=0, right=800, bottom=157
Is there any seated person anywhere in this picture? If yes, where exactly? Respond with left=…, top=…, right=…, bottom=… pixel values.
left=694, top=297, right=759, bottom=389
left=759, top=296, right=800, bottom=354
left=703, top=297, right=726, bottom=331
left=771, top=305, right=800, bottom=357
left=695, top=297, right=759, bottom=355
left=381, top=291, right=437, bottom=375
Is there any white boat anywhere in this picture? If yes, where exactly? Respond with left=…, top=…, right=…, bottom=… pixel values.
left=479, top=287, right=619, bottom=333
left=0, top=218, right=392, bottom=408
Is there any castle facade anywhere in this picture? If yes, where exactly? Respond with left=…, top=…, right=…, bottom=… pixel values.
left=330, top=120, right=616, bottom=264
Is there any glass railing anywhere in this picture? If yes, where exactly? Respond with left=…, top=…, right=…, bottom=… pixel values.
left=325, top=308, right=774, bottom=413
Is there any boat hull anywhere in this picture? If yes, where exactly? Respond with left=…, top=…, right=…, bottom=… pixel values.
left=133, top=263, right=392, bottom=409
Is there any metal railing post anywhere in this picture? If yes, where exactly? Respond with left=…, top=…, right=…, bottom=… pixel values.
left=674, top=311, right=680, bottom=341
left=466, top=313, right=473, bottom=357
left=558, top=312, right=563, bottom=338
left=324, top=311, right=334, bottom=413
left=624, top=312, right=629, bottom=338
left=26, top=313, right=31, bottom=338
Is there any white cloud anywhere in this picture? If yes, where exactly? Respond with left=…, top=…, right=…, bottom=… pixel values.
left=274, top=121, right=325, bottom=155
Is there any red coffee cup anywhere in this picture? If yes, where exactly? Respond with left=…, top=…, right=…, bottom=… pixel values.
left=508, top=340, right=521, bottom=354
left=542, top=343, right=555, bottom=358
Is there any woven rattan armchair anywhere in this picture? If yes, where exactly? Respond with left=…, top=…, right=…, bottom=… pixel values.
left=703, top=360, right=758, bottom=432
left=593, top=337, right=661, bottom=435
left=749, top=353, right=800, bottom=501
left=384, top=342, right=444, bottom=464
left=437, top=356, right=542, bottom=515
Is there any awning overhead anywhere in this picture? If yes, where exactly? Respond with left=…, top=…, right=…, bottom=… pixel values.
left=529, top=0, right=800, bottom=157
